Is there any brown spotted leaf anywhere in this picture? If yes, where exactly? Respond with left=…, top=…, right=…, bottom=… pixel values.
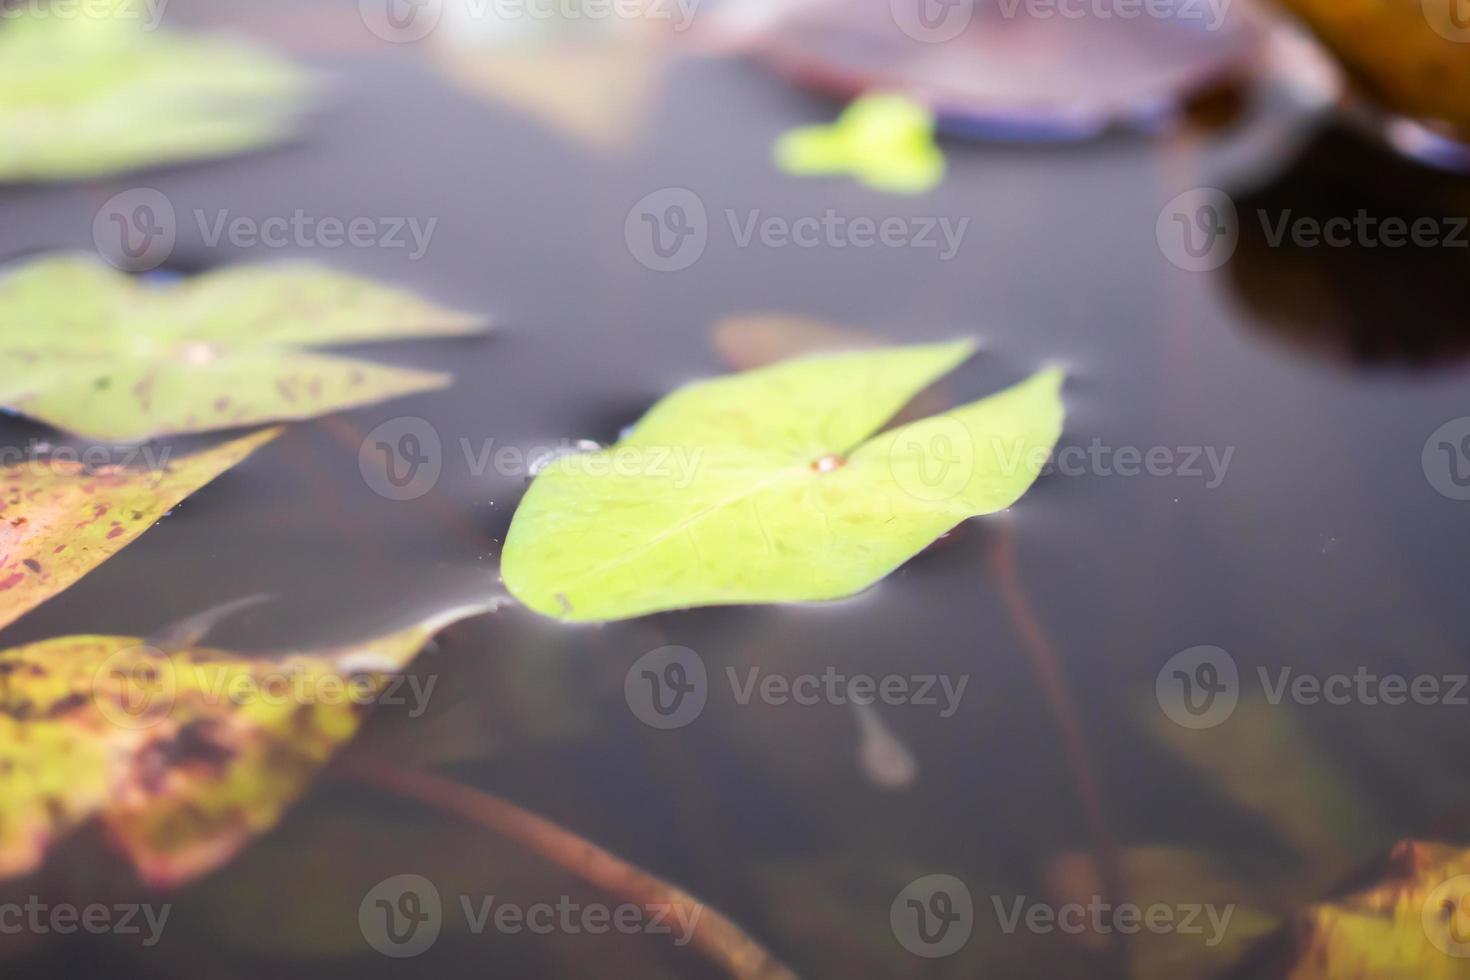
left=1226, top=840, right=1470, bottom=980
left=0, top=606, right=477, bottom=885
left=0, top=428, right=279, bottom=634
left=0, top=256, right=486, bottom=441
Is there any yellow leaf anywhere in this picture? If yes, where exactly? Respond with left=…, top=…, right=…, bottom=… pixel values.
left=0, top=428, right=278, bottom=634
left=0, top=607, right=475, bottom=885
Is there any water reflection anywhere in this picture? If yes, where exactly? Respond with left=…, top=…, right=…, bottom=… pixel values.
left=1227, top=124, right=1470, bottom=369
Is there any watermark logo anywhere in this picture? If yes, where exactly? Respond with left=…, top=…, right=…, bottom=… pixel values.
left=93, top=191, right=439, bottom=267
left=92, top=646, right=178, bottom=730
left=359, top=876, right=701, bottom=956
left=886, top=434, right=1235, bottom=500
left=361, top=417, right=444, bottom=501
left=1424, top=875, right=1470, bottom=957
left=891, top=874, right=973, bottom=957
left=1161, top=650, right=1470, bottom=721
left=360, top=874, right=444, bottom=958
left=625, top=646, right=708, bottom=729
left=624, top=647, right=970, bottom=729
left=889, top=417, right=975, bottom=502
left=626, top=188, right=708, bottom=272
left=625, top=189, right=969, bottom=271
left=891, top=0, right=975, bottom=42
left=94, top=188, right=176, bottom=273
left=1157, top=188, right=1238, bottom=272
left=1160, top=195, right=1470, bottom=271
left=1424, top=0, right=1470, bottom=42
left=89, top=645, right=436, bottom=730
left=357, top=421, right=706, bottom=500
left=1156, top=645, right=1239, bottom=729
left=360, top=0, right=444, bottom=41
left=1424, top=418, right=1470, bottom=501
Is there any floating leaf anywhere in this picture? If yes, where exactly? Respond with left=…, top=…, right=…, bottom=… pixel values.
left=0, top=605, right=477, bottom=885
left=503, top=342, right=1064, bottom=622
left=710, top=313, right=951, bottom=426
left=1226, top=840, right=1470, bottom=980
left=774, top=94, right=946, bottom=195
left=0, top=256, right=486, bottom=441
left=0, top=2, right=313, bottom=182
left=434, top=33, right=668, bottom=155
left=1150, top=696, right=1385, bottom=879
left=746, top=0, right=1254, bottom=142
left=1264, top=0, right=1470, bottom=135
left=0, top=428, right=279, bottom=634
left=1047, top=847, right=1280, bottom=980
left=711, top=313, right=883, bottom=372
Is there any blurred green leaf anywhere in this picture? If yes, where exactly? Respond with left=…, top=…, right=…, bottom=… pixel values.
left=0, top=2, right=312, bottom=182
left=0, top=256, right=485, bottom=441
left=774, top=94, right=947, bottom=195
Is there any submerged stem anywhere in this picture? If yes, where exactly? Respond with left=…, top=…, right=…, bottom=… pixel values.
left=338, top=761, right=799, bottom=980
left=989, top=527, right=1127, bottom=978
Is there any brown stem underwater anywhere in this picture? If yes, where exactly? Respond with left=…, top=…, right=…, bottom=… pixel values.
left=339, top=761, right=799, bottom=980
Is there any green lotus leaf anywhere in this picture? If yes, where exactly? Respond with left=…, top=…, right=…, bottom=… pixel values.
left=0, top=256, right=487, bottom=441
left=503, top=341, right=1064, bottom=622
left=0, top=3, right=312, bottom=182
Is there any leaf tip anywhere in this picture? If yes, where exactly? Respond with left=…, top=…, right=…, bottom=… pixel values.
left=1032, top=364, right=1067, bottom=391
left=947, top=336, right=981, bottom=360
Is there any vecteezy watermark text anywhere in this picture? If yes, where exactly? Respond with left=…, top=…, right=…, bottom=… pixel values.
left=0, top=442, right=173, bottom=477
left=93, top=188, right=438, bottom=272
left=1035, top=438, right=1232, bottom=488
left=92, top=645, right=436, bottom=730
left=0, top=898, right=170, bottom=946
left=1156, top=645, right=1470, bottom=729
left=625, top=646, right=969, bottom=729
left=0, top=0, right=169, bottom=28
left=358, top=418, right=705, bottom=501
left=357, top=0, right=700, bottom=44
left=993, top=0, right=1231, bottom=29
left=889, top=0, right=1232, bottom=42
left=625, top=189, right=969, bottom=272
left=887, top=873, right=1235, bottom=959
left=194, top=210, right=437, bottom=261
left=991, top=894, right=1235, bottom=946
left=358, top=874, right=702, bottom=958
left=1158, top=187, right=1470, bottom=272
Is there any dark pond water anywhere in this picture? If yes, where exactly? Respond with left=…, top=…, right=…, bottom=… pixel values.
left=4, top=2, right=1470, bottom=978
